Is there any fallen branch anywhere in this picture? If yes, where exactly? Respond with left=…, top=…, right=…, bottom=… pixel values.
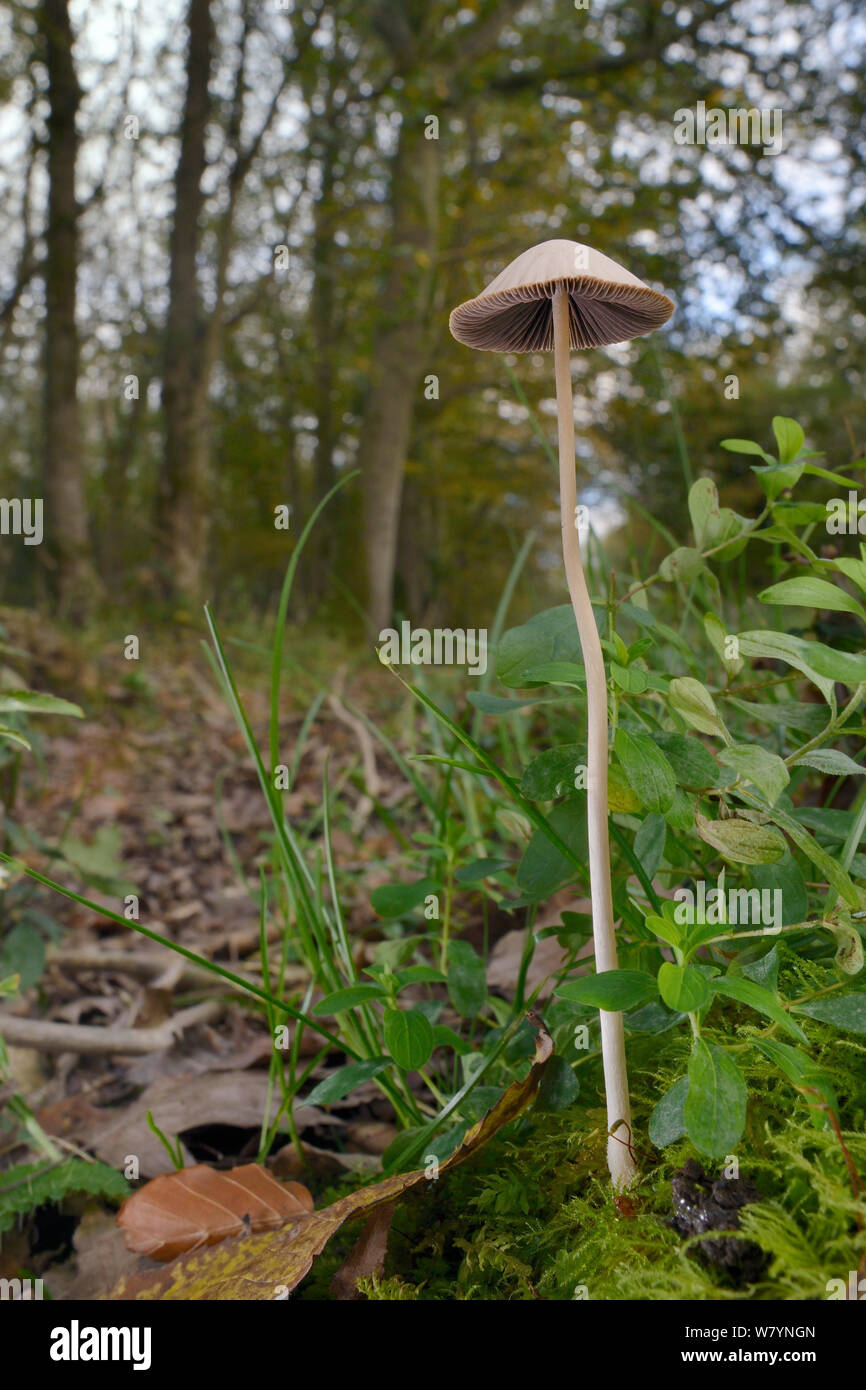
left=47, top=946, right=221, bottom=987
left=0, top=1000, right=224, bottom=1056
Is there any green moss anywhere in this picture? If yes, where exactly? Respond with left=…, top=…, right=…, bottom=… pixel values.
left=363, top=1012, right=866, bottom=1300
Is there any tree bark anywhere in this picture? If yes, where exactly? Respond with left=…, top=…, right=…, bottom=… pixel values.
left=157, top=0, right=213, bottom=602
left=40, top=0, right=97, bottom=616
left=358, top=118, right=438, bottom=632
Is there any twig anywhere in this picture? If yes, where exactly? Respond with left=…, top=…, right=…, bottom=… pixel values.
left=0, top=1000, right=224, bottom=1056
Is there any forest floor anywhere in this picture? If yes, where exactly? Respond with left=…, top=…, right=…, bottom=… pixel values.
left=2, top=609, right=864, bottom=1303
left=0, top=607, right=569, bottom=1298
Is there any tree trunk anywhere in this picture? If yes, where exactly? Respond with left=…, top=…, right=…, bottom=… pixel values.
left=40, top=0, right=97, bottom=617
left=157, top=0, right=213, bottom=603
left=358, top=117, right=438, bottom=633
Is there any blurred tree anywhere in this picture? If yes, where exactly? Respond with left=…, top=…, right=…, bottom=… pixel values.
left=39, top=0, right=97, bottom=616
left=157, top=0, right=213, bottom=603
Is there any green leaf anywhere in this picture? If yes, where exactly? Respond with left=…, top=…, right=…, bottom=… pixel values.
left=789, top=806, right=854, bottom=841
left=749, top=1038, right=837, bottom=1118
left=710, top=975, right=807, bottom=1042
left=793, top=993, right=866, bottom=1034
left=658, top=962, right=712, bottom=1013
left=684, top=1040, right=747, bottom=1156
left=614, top=729, right=676, bottom=814
left=496, top=606, right=581, bottom=688
left=0, top=1159, right=131, bottom=1235
left=535, top=1055, right=580, bottom=1112
left=522, top=662, right=586, bottom=686
left=634, top=813, right=666, bottom=879
left=0, top=691, right=84, bottom=718
left=606, top=764, right=642, bottom=813
left=750, top=857, right=808, bottom=926
left=393, top=965, right=447, bottom=988
left=516, top=798, right=587, bottom=900
left=720, top=437, right=775, bottom=462
left=644, top=912, right=682, bottom=949
left=446, top=940, right=487, bottom=1019
left=688, top=478, right=720, bottom=549
left=833, top=557, right=866, bottom=595
left=59, top=824, right=131, bottom=894
left=791, top=749, right=865, bottom=777
left=668, top=677, right=729, bottom=741
left=652, top=732, right=720, bottom=789
left=772, top=416, right=805, bottom=465
left=520, top=744, right=585, bottom=800
left=769, top=805, right=860, bottom=908
left=431, top=1024, right=472, bottom=1055
left=313, top=984, right=388, bottom=1016
left=774, top=499, right=831, bottom=524
left=0, top=724, right=31, bottom=751
left=370, top=878, right=439, bottom=917
left=383, top=1006, right=434, bottom=1072
left=696, top=813, right=786, bottom=865
left=736, top=631, right=836, bottom=706
left=648, top=1075, right=689, bottom=1147
left=556, top=969, right=658, bottom=1011
left=718, top=743, right=790, bottom=806
left=0, top=923, right=45, bottom=990
left=664, top=785, right=696, bottom=832
left=752, top=460, right=805, bottom=500
left=742, top=945, right=781, bottom=992
left=758, top=576, right=866, bottom=622
left=611, top=661, right=649, bottom=693
left=659, top=546, right=706, bottom=583
left=704, top=611, right=742, bottom=677
left=806, top=642, right=866, bottom=687
left=305, top=1058, right=392, bottom=1105
left=686, top=477, right=749, bottom=557
left=728, top=698, right=828, bottom=736
left=455, top=858, right=511, bottom=883
left=803, top=462, right=855, bottom=487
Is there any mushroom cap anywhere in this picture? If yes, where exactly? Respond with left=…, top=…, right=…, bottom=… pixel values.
left=449, top=238, right=674, bottom=352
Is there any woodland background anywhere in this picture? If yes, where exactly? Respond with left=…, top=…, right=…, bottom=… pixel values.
left=0, top=0, right=864, bottom=634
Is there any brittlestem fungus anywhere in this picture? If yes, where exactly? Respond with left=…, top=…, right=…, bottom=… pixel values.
left=449, top=239, right=674, bottom=1189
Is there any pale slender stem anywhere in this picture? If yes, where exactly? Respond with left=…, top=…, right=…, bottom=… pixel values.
left=552, top=286, right=637, bottom=1190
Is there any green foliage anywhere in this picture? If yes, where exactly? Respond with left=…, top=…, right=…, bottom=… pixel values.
left=10, top=414, right=866, bottom=1300
left=0, top=1159, right=131, bottom=1234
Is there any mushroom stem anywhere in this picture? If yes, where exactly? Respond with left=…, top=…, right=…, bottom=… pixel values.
left=552, top=286, right=637, bottom=1191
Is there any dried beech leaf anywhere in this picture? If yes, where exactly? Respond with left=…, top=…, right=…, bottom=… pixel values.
left=117, top=1163, right=314, bottom=1261
left=110, top=1018, right=553, bottom=1300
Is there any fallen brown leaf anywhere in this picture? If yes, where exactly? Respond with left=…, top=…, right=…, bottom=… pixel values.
left=109, top=1017, right=553, bottom=1300
left=117, top=1163, right=314, bottom=1261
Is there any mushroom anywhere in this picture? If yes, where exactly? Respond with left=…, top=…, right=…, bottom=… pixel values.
left=449, top=239, right=674, bottom=1189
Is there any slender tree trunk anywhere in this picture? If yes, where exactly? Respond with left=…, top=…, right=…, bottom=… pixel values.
left=157, top=0, right=213, bottom=602
left=40, top=0, right=97, bottom=616
left=358, top=117, right=438, bottom=632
